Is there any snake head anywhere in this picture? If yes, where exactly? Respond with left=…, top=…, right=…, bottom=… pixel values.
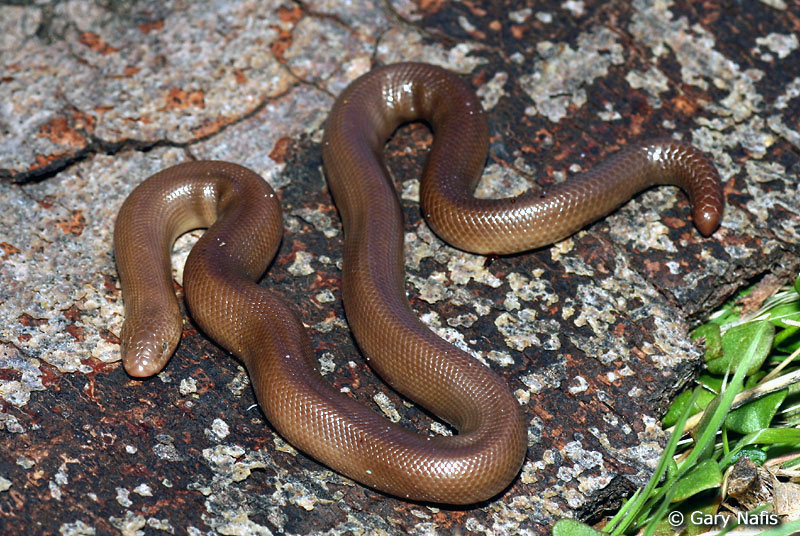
left=120, top=305, right=182, bottom=378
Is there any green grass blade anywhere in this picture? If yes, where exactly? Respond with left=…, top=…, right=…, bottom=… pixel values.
left=601, top=488, right=640, bottom=534
left=608, top=389, right=702, bottom=535
left=678, top=321, right=771, bottom=474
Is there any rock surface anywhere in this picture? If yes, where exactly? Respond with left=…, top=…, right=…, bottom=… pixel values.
left=1, top=0, right=798, bottom=534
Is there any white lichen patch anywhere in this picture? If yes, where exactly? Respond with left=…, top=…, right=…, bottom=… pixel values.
left=376, top=26, right=488, bottom=74
left=16, top=456, right=35, bottom=468
left=314, top=289, right=336, bottom=304
left=509, top=7, right=533, bottom=23
left=145, top=518, right=173, bottom=533
left=179, top=377, right=198, bottom=396
left=568, top=376, right=589, bottom=394
left=562, top=1, right=586, bottom=17
left=505, top=271, right=558, bottom=306
left=476, top=71, right=508, bottom=110
left=226, top=368, right=250, bottom=399
left=58, top=519, right=96, bottom=536
left=429, top=421, right=453, bottom=437
left=273, top=437, right=298, bottom=456
left=474, top=162, right=534, bottom=200
left=754, top=32, right=799, bottom=60
left=0, top=344, right=45, bottom=407
left=625, top=66, right=669, bottom=107
left=447, top=313, right=478, bottom=328
left=288, top=250, right=315, bottom=277
left=0, top=413, right=23, bottom=433
left=495, top=310, right=541, bottom=351
left=207, top=512, right=273, bottom=536
left=518, top=358, right=568, bottom=395
left=519, top=26, right=624, bottom=122
left=597, top=102, right=622, bottom=121
left=373, top=392, right=401, bottom=423
left=109, top=510, right=146, bottom=536
left=447, top=252, right=503, bottom=287
left=116, top=487, right=132, bottom=507
left=205, top=418, right=230, bottom=442
left=486, top=350, right=515, bottom=367
left=318, top=352, right=336, bottom=375
left=291, top=207, right=339, bottom=238
left=152, top=434, right=185, bottom=462
left=407, top=271, right=451, bottom=304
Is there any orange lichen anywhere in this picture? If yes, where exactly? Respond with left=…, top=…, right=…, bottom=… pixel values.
left=270, top=29, right=293, bottom=62
left=37, top=118, right=86, bottom=147
left=0, top=242, right=20, bottom=255
left=165, top=88, right=205, bottom=110
left=269, top=137, right=292, bottom=163
left=276, top=5, right=302, bottom=24
left=78, top=32, right=119, bottom=55
left=138, top=20, right=164, bottom=34
left=55, top=210, right=86, bottom=236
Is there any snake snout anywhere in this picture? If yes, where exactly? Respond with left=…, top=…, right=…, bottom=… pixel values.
left=693, top=202, right=723, bottom=237
left=121, top=333, right=174, bottom=378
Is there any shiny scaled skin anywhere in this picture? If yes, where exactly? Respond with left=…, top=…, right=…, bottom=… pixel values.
left=115, top=63, right=724, bottom=505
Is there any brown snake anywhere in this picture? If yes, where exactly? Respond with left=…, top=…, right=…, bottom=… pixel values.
left=114, top=62, right=724, bottom=504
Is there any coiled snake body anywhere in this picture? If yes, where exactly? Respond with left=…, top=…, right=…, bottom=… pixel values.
left=114, top=63, right=724, bottom=504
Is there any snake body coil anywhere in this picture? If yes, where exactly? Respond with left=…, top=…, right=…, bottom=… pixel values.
left=115, top=63, right=724, bottom=504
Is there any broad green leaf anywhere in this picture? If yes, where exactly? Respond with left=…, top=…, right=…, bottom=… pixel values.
left=775, top=327, right=800, bottom=353
left=691, top=395, right=722, bottom=462
left=789, top=374, right=800, bottom=396
left=662, top=390, right=693, bottom=427
left=697, top=373, right=722, bottom=393
left=720, top=428, right=800, bottom=467
left=725, top=390, right=788, bottom=434
left=692, top=323, right=723, bottom=361
left=744, top=371, right=766, bottom=389
left=552, top=519, right=604, bottom=536
left=768, top=353, right=798, bottom=364
left=768, top=302, right=800, bottom=328
left=728, top=445, right=767, bottom=466
left=707, top=321, right=774, bottom=375
left=666, top=458, right=678, bottom=480
left=688, top=322, right=770, bottom=467
left=709, top=305, right=739, bottom=326
left=670, top=459, right=723, bottom=502
left=692, top=387, right=717, bottom=411
left=663, top=387, right=716, bottom=427
left=794, top=274, right=800, bottom=295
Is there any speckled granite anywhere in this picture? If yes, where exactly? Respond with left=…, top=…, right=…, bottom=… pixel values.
left=1, top=0, right=799, bottom=534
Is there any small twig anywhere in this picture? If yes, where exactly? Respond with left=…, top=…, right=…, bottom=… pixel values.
left=761, top=345, right=800, bottom=384
left=667, top=368, right=800, bottom=436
